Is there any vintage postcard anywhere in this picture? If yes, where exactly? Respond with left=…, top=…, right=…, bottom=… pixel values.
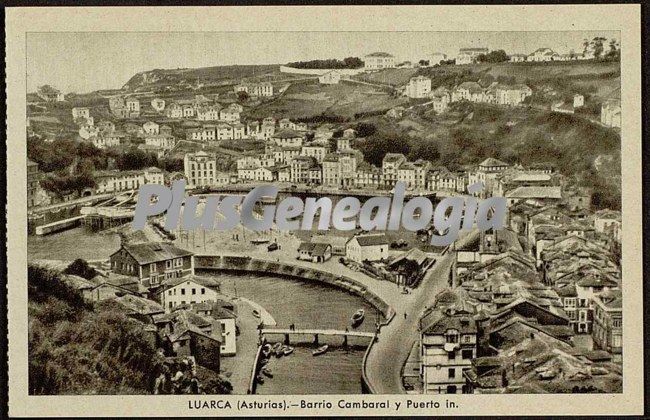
left=5, top=5, right=644, bottom=417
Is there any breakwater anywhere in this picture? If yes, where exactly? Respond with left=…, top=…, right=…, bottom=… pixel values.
left=195, top=255, right=393, bottom=320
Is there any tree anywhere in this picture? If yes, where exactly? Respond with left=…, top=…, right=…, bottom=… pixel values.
left=237, top=90, right=250, bottom=102
left=590, top=37, right=607, bottom=59
left=477, top=50, right=508, bottom=63
left=63, top=259, right=98, bottom=280
left=354, top=122, right=376, bottom=137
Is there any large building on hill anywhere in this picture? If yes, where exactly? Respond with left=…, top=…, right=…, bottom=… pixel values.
left=364, top=52, right=395, bottom=70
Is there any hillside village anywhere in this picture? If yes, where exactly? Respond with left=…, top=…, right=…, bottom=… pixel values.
left=27, top=36, right=623, bottom=396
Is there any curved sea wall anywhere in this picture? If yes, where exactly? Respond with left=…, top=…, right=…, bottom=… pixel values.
left=194, top=255, right=393, bottom=319
left=279, top=66, right=365, bottom=77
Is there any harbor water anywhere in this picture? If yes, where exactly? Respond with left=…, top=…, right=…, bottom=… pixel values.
left=212, top=273, right=382, bottom=395
left=27, top=227, right=121, bottom=261
left=28, top=228, right=382, bottom=394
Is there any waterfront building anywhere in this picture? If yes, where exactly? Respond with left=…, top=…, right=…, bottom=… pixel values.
left=159, top=310, right=222, bottom=373
left=381, top=153, right=407, bottom=187
left=159, top=276, right=222, bottom=313
left=297, top=242, right=333, bottom=263
left=346, top=234, right=389, bottom=263
left=290, top=156, right=316, bottom=184
left=191, top=302, right=238, bottom=356
left=364, top=52, right=395, bottom=70
left=322, top=152, right=357, bottom=188
left=184, top=151, right=225, bottom=188
left=420, top=307, right=477, bottom=394
left=94, top=167, right=164, bottom=194
left=109, top=241, right=195, bottom=288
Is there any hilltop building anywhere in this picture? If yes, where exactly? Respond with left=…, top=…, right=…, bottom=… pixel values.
left=364, top=52, right=395, bottom=70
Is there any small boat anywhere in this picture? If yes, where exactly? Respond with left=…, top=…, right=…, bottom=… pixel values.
left=262, top=367, right=273, bottom=378
left=252, top=309, right=261, bottom=318
left=273, top=343, right=283, bottom=357
left=262, top=343, right=272, bottom=353
left=351, top=309, right=365, bottom=328
left=259, top=358, right=269, bottom=366
left=256, top=375, right=265, bottom=384
left=312, top=344, right=329, bottom=356
left=251, top=238, right=270, bottom=245
left=282, top=346, right=294, bottom=356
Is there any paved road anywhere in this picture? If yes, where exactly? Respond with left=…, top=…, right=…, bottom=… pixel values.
left=363, top=230, right=479, bottom=394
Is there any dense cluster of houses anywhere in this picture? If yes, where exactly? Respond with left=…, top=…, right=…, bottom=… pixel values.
left=417, top=171, right=621, bottom=394
left=58, top=238, right=240, bottom=376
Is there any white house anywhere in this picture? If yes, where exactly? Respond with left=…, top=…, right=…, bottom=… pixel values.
left=420, top=308, right=477, bottom=394
left=72, top=107, right=90, bottom=121
left=143, top=121, right=160, bottom=135
left=319, top=70, right=341, bottom=85
left=364, top=52, right=395, bottom=70
left=456, top=47, right=488, bottom=65
left=159, top=277, right=222, bottom=313
left=145, top=134, right=176, bottom=150
left=405, top=76, right=432, bottom=99
left=346, top=234, right=389, bottom=263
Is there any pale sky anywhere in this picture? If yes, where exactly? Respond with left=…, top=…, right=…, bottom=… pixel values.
left=27, top=31, right=618, bottom=94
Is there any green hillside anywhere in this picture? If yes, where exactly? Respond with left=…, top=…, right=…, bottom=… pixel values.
left=28, top=265, right=162, bottom=394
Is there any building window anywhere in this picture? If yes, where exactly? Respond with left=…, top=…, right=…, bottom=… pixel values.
left=612, top=319, right=621, bottom=328
left=150, top=263, right=157, bottom=273
left=448, top=368, right=455, bottom=379
left=181, top=288, right=185, bottom=295
left=201, top=288, right=206, bottom=295
left=447, top=385, right=457, bottom=394
left=448, top=351, right=456, bottom=360
left=192, top=288, right=196, bottom=295
left=462, top=349, right=473, bottom=360
left=166, top=260, right=173, bottom=269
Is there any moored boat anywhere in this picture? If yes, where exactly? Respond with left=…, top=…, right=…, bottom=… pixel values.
left=252, top=309, right=261, bottom=318
left=262, top=367, right=273, bottom=378
left=312, top=344, right=329, bottom=356
left=282, top=346, right=294, bottom=356
left=256, top=375, right=265, bottom=384
left=351, top=309, right=365, bottom=328
left=272, top=342, right=282, bottom=356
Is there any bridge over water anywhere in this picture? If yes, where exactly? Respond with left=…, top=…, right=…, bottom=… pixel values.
left=261, top=328, right=375, bottom=347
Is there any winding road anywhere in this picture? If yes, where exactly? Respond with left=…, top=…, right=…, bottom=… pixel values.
left=364, top=230, right=479, bottom=394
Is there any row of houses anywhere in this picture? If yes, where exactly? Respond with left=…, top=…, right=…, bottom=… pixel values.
left=510, top=47, right=597, bottom=63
